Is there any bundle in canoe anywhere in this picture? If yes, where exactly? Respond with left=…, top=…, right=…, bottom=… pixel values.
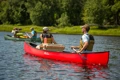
left=24, top=41, right=109, bottom=66
left=36, top=43, right=65, bottom=52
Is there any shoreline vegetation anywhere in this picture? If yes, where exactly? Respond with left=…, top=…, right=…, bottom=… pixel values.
left=0, top=25, right=120, bottom=37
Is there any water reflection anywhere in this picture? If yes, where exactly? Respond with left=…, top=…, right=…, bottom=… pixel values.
left=39, top=59, right=52, bottom=72
left=23, top=53, right=109, bottom=80
left=82, top=67, right=109, bottom=80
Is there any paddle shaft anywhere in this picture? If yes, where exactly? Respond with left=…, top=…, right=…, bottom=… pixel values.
left=72, top=48, right=87, bottom=60
left=25, top=32, right=31, bottom=38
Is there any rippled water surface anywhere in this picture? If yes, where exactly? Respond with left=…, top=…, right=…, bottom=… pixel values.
left=0, top=32, right=120, bottom=80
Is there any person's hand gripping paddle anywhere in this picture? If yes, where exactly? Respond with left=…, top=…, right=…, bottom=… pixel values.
left=72, top=48, right=87, bottom=60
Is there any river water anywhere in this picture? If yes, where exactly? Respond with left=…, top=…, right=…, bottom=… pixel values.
left=0, top=32, right=120, bottom=80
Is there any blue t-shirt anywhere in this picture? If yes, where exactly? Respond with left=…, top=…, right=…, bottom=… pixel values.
left=31, top=30, right=37, bottom=38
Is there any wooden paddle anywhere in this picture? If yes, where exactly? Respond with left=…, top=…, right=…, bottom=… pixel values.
left=72, top=48, right=87, bottom=60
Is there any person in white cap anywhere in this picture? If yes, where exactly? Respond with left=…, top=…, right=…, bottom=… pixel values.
left=40, top=27, right=57, bottom=44
left=36, top=27, right=57, bottom=49
left=71, top=24, right=94, bottom=53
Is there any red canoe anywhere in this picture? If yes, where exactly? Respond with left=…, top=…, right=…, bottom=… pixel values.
left=24, top=41, right=109, bottom=66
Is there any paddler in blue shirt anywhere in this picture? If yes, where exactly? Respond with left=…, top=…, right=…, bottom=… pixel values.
left=30, top=27, right=37, bottom=39
left=25, top=27, right=37, bottom=41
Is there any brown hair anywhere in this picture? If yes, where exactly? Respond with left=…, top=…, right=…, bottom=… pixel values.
left=82, top=24, right=90, bottom=32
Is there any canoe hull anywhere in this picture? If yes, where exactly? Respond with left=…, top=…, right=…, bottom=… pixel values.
left=24, top=42, right=109, bottom=66
left=4, top=35, right=41, bottom=42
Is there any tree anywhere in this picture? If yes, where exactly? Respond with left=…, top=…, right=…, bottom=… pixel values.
left=111, top=0, right=120, bottom=25
left=26, top=0, right=60, bottom=26
left=82, top=0, right=106, bottom=26
left=30, top=1, right=50, bottom=26
left=0, top=0, right=30, bottom=25
left=60, top=0, right=84, bottom=25
left=56, top=13, right=71, bottom=27
left=0, top=1, right=12, bottom=24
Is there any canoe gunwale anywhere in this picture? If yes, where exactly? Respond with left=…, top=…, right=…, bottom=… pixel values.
left=28, top=42, right=109, bottom=54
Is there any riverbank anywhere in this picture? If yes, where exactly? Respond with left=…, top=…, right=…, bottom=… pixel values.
left=0, top=25, right=120, bottom=36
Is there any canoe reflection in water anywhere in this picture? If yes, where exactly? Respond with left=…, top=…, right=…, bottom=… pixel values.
left=39, top=59, right=52, bottom=72
left=81, top=66, right=109, bottom=80
left=23, top=53, right=53, bottom=72
left=23, top=53, right=109, bottom=80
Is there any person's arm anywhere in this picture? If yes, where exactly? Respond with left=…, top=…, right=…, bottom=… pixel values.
left=30, top=31, right=34, bottom=38
left=40, top=34, right=43, bottom=43
left=52, top=37, right=57, bottom=44
left=29, top=31, right=35, bottom=38
left=50, top=34, right=57, bottom=44
left=76, top=41, right=89, bottom=53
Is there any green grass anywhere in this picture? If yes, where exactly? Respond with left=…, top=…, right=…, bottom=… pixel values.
left=0, top=24, right=120, bottom=36
left=89, top=27, right=120, bottom=36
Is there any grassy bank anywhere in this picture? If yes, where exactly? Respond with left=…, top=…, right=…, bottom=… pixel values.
left=0, top=25, right=120, bottom=36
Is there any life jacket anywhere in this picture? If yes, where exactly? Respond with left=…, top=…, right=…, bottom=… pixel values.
left=79, top=34, right=94, bottom=51
left=42, top=33, right=53, bottom=43
left=33, top=31, right=37, bottom=36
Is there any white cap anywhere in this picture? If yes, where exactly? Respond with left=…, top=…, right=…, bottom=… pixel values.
left=43, top=27, right=49, bottom=31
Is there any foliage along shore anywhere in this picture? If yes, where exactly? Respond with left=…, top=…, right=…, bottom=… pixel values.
left=0, top=25, right=120, bottom=37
